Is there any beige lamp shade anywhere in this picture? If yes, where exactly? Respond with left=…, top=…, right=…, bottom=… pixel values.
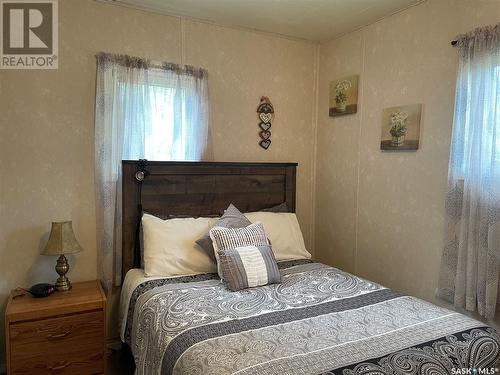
left=41, top=221, right=83, bottom=256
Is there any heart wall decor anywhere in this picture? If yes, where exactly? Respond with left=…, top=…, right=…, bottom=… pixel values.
left=257, top=96, right=274, bottom=150
left=259, top=112, right=273, bottom=123
left=259, top=130, right=271, bottom=140
left=260, top=139, right=271, bottom=149
left=259, top=122, right=271, bottom=131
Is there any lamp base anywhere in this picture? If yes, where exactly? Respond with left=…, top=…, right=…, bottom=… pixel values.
left=55, top=276, right=72, bottom=291
left=55, top=254, right=72, bottom=291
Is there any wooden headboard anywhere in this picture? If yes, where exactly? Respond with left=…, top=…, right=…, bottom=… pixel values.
left=121, top=160, right=298, bottom=278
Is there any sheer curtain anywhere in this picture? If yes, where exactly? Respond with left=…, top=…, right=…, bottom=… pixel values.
left=94, top=53, right=212, bottom=290
left=438, top=23, right=500, bottom=319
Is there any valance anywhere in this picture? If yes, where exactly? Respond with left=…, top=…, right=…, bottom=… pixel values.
left=453, top=23, right=499, bottom=58
left=95, top=52, right=208, bottom=78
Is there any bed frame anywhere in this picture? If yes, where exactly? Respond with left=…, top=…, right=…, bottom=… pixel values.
left=121, top=160, right=298, bottom=279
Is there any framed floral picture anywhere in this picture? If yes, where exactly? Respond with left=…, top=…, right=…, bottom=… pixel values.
left=380, top=104, right=422, bottom=151
left=329, top=75, right=359, bottom=117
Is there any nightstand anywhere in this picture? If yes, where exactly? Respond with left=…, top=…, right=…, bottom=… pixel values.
left=5, top=280, right=106, bottom=375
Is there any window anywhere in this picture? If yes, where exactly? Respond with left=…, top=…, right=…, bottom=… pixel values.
left=439, top=23, right=500, bottom=319
left=145, top=84, right=176, bottom=160
left=94, top=53, right=211, bottom=288
left=451, top=60, right=500, bottom=179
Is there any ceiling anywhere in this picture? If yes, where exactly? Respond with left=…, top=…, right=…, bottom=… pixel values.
left=104, top=0, right=424, bottom=42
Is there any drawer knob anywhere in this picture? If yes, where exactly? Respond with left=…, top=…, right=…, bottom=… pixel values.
left=48, top=361, right=70, bottom=371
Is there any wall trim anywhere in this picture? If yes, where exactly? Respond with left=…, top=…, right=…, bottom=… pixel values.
left=310, top=43, right=320, bottom=255
left=322, top=0, right=428, bottom=44
left=353, top=28, right=367, bottom=275
left=94, top=0, right=318, bottom=45
left=96, top=0, right=428, bottom=44
left=180, top=17, right=186, bottom=65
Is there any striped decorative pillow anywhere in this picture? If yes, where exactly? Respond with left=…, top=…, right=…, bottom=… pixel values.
left=218, top=245, right=281, bottom=291
left=210, top=222, right=280, bottom=289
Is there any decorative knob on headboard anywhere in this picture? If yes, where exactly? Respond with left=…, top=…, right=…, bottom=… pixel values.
left=135, top=159, right=149, bottom=182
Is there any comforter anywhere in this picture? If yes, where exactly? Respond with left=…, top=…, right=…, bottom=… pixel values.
left=123, top=261, right=500, bottom=374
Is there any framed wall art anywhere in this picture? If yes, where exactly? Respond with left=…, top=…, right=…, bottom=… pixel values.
left=380, top=104, right=422, bottom=151
left=329, top=75, right=359, bottom=117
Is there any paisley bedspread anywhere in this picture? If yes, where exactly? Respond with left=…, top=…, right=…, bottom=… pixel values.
left=121, top=261, right=500, bottom=375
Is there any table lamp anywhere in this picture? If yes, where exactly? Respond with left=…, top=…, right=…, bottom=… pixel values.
left=41, top=221, right=83, bottom=291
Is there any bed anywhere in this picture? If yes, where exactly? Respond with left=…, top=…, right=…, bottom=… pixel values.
left=119, top=160, right=500, bottom=375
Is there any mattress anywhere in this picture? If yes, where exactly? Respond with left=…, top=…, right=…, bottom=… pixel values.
left=120, top=260, right=500, bottom=375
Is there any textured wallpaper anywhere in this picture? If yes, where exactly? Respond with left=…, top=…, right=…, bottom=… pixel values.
left=0, top=0, right=317, bottom=363
left=183, top=19, right=317, bottom=249
left=316, top=0, right=500, bottom=308
left=2, top=0, right=498, bottom=366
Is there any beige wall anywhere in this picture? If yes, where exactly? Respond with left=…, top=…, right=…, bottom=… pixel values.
left=1, top=0, right=498, bottom=367
left=315, top=0, right=500, bottom=305
left=0, top=0, right=317, bottom=364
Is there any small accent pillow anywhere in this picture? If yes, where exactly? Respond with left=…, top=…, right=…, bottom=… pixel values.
left=210, top=222, right=270, bottom=279
left=196, top=204, right=251, bottom=261
left=218, top=245, right=281, bottom=291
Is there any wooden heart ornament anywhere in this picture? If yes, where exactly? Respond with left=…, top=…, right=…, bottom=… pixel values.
left=259, top=112, right=273, bottom=124
left=259, top=139, right=271, bottom=149
left=259, top=122, right=271, bottom=131
left=259, top=130, right=271, bottom=140
left=257, top=96, right=274, bottom=151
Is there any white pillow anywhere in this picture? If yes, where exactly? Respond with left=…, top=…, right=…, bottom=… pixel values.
left=244, top=212, right=311, bottom=261
left=142, top=213, right=217, bottom=277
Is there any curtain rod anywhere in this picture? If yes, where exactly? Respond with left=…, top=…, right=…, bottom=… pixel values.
left=451, top=22, right=500, bottom=46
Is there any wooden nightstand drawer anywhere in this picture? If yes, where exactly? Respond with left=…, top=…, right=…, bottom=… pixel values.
left=5, top=281, right=106, bottom=375
left=9, top=311, right=104, bottom=374
left=9, top=347, right=103, bottom=375
left=10, top=310, right=103, bottom=353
